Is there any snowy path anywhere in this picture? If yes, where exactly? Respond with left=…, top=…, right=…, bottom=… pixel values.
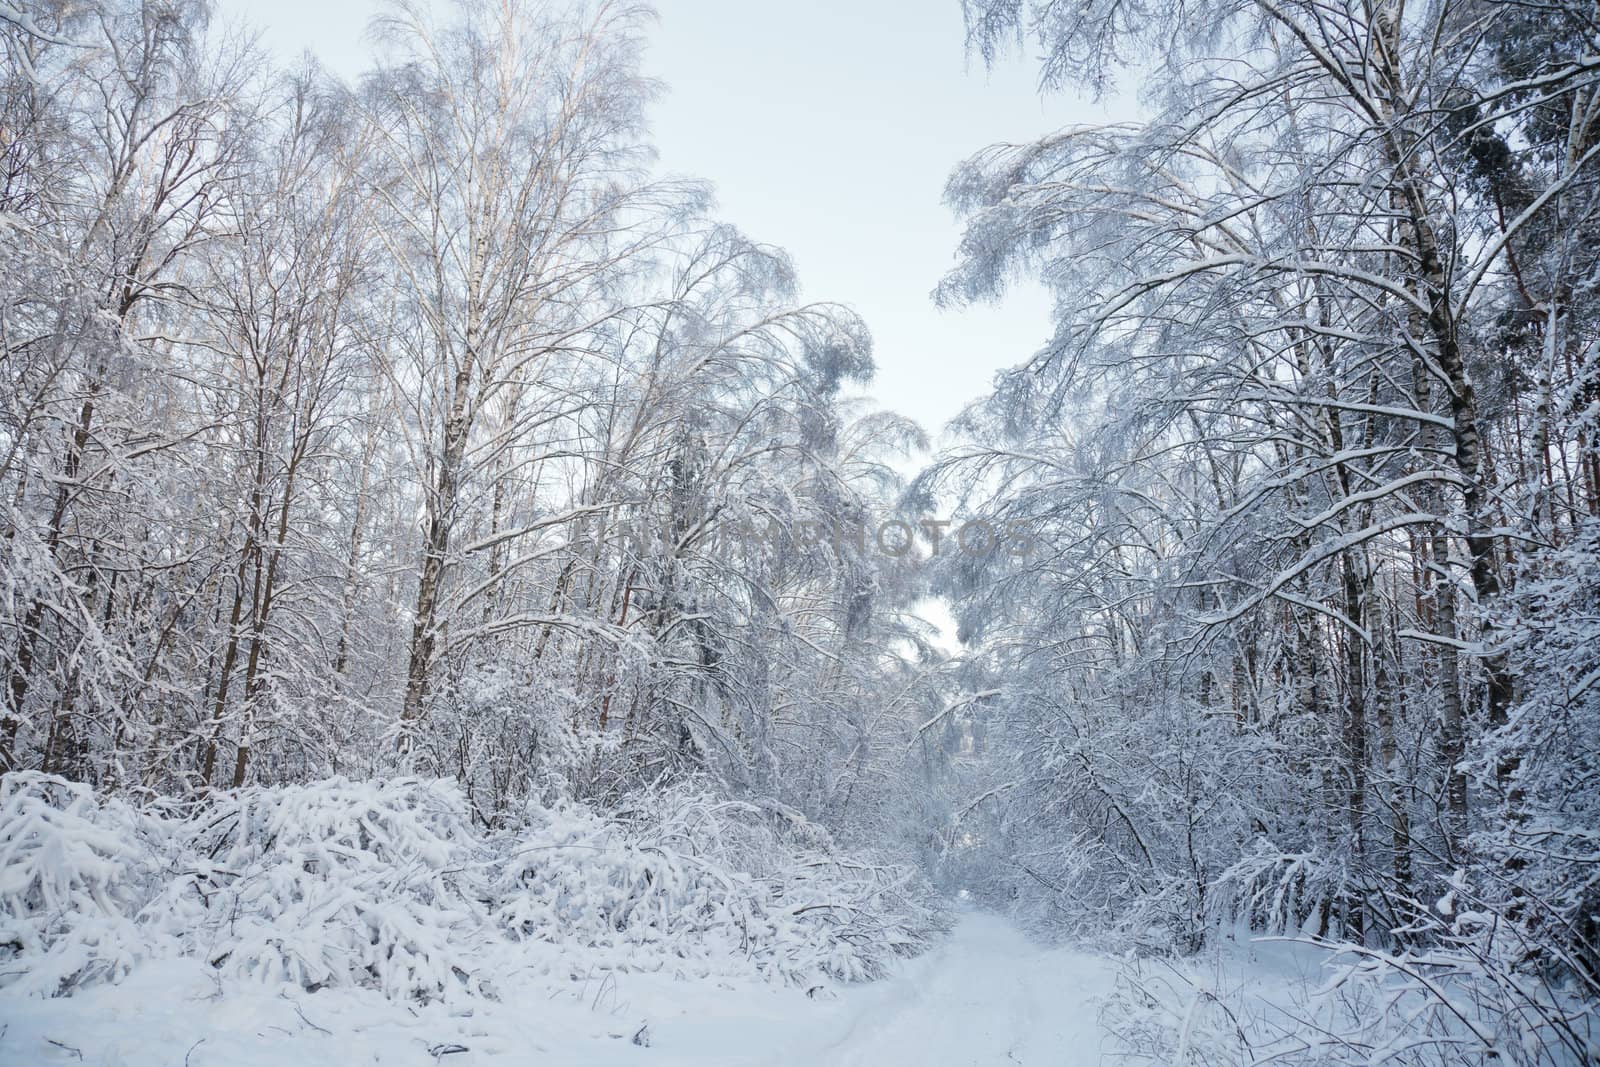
left=806, top=912, right=1113, bottom=1066
left=0, top=911, right=1117, bottom=1066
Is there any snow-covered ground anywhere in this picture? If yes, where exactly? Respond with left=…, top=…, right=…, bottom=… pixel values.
left=0, top=911, right=1116, bottom=1066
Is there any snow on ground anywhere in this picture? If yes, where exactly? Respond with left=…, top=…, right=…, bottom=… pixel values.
left=0, top=911, right=1117, bottom=1066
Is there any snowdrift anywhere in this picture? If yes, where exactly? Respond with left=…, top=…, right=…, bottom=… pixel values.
left=0, top=773, right=942, bottom=1002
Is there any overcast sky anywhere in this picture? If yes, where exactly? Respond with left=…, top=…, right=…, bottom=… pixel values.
left=215, top=0, right=1136, bottom=443
left=640, top=0, right=1086, bottom=441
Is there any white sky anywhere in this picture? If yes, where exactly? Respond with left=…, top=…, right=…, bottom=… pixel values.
left=642, top=0, right=1078, bottom=441
left=215, top=0, right=1131, bottom=441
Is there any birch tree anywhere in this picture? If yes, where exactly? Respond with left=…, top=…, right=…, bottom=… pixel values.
left=357, top=0, right=677, bottom=750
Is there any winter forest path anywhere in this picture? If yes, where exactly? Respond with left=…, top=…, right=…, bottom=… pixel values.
left=0, top=911, right=1118, bottom=1066
left=646, top=909, right=1116, bottom=1065
left=804, top=909, right=1116, bottom=1066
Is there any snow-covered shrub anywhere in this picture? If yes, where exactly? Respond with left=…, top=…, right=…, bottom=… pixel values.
left=494, top=796, right=752, bottom=975
left=0, top=772, right=160, bottom=995
left=493, top=786, right=943, bottom=984
left=0, top=773, right=943, bottom=1002
left=162, top=776, right=493, bottom=1003
left=1103, top=920, right=1600, bottom=1067
left=647, top=791, right=945, bottom=981
left=0, top=775, right=493, bottom=1002
left=624, top=790, right=943, bottom=979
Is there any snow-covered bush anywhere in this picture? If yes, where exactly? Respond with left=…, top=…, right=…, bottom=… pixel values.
left=0, top=773, right=161, bottom=996
left=494, top=787, right=942, bottom=983
left=622, top=790, right=943, bottom=980
left=0, top=773, right=943, bottom=1002
left=161, top=777, right=494, bottom=1003
left=1103, top=921, right=1600, bottom=1067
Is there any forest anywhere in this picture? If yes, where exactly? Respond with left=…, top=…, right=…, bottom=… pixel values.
left=0, top=0, right=1597, bottom=1063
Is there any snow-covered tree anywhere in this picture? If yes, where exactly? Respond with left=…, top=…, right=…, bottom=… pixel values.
left=931, top=0, right=1600, bottom=970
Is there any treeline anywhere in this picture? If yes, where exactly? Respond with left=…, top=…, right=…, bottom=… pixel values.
left=928, top=0, right=1600, bottom=996
left=0, top=0, right=943, bottom=844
